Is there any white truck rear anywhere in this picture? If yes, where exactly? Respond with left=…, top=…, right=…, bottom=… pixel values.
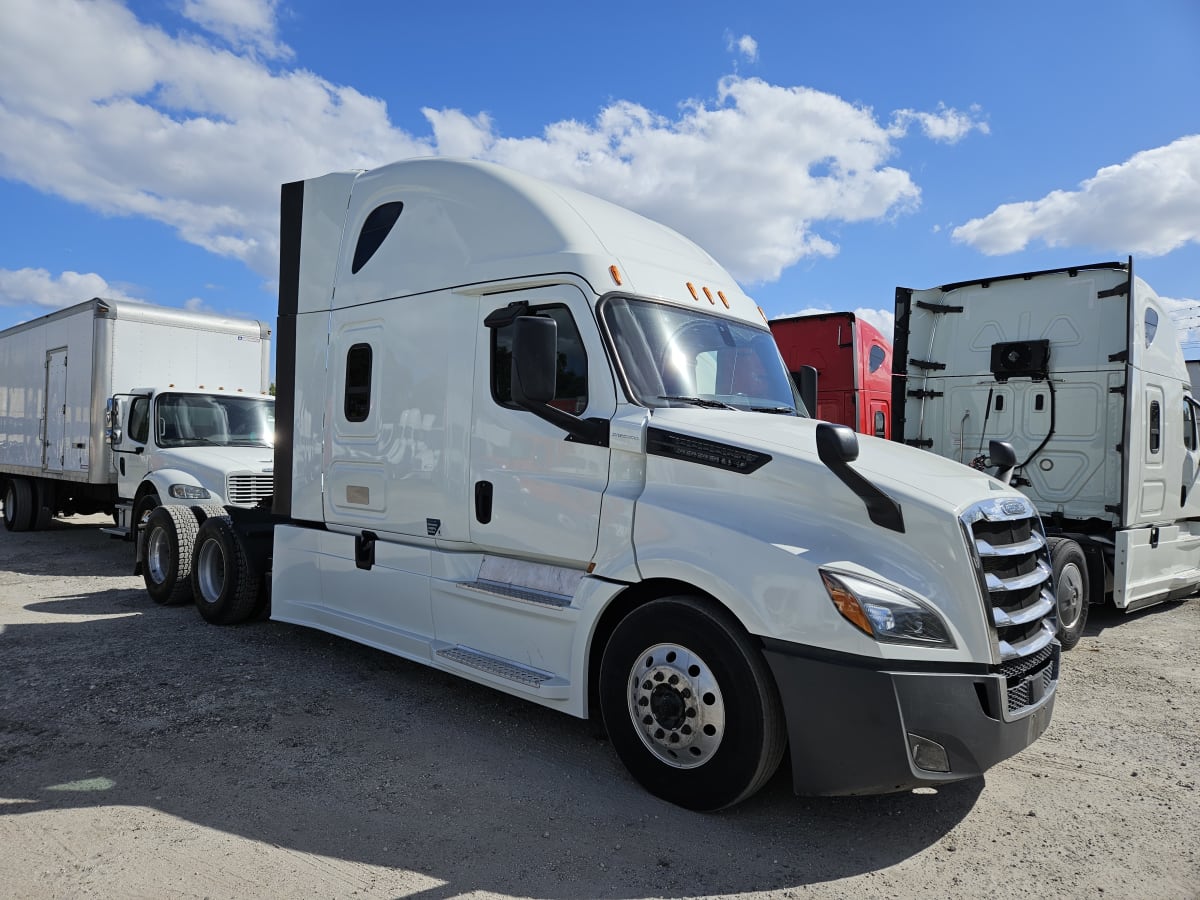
left=894, top=260, right=1200, bottom=648
left=151, top=159, right=1060, bottom=810
left=0, top=298, right=274, bottom=545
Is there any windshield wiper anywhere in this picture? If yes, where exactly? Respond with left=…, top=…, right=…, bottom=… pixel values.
left=657, top=395, right=736, bottom=410
left=749, top=406, right=798, bottom=415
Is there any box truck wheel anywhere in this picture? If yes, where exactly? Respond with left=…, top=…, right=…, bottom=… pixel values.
left=142, top=505, right=200, bottom=605
left=1047, top=537, right=1089, bottom=651
left=192, top=515, right=261, bottom=626
left=3, top=477, right=35, bottom=532
left=599, top=595, right=786, bottom=810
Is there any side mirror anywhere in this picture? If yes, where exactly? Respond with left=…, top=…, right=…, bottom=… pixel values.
left=511, top=316, right=557, bottom=406
left=815, top=422, right=904, bottom=532
left=505, top=314, right=608, bottom=447
left=989, top=439, right=1017, bottom=485
left=793, top=366, right=819, bottom=419
left=105, top=397, right=121, bottom=445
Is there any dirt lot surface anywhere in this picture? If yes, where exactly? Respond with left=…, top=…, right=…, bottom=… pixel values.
left=1, top=514, right=1198, bottom=900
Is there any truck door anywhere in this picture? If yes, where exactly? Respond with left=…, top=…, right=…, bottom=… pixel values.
left=1181, top=397, right=1200, bottom=518
left=469, top=285, right=614, bottom=566
left=42, top=348, right=68, bottom=472
left=110, top=393, right=152, bottom=501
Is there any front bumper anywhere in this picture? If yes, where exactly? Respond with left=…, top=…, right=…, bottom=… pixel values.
left=762, top=639, right=1058, bottom=796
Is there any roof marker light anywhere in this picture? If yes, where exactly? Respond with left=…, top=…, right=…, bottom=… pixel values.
left=757, top=306, right=768, bottom=323
left=702, top=287, right=715, bottom=304
left=609, top=265, right=622, bottom=286
left=718, top=290, right=730, bottom=308
left=686, top=282, right=699, bottom=300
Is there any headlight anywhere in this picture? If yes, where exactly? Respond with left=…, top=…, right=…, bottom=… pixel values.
left=820, top=570, right=955, bottom=647
left=168, top=484, right=211, bottom=500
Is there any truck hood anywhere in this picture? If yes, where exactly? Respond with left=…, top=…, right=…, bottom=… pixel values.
left=154, top=445, right=274, bottom=473
left=644, top=407, right=1015, bottom=517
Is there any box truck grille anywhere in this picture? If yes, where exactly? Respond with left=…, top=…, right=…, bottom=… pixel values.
left=962, top=497, right=1059, bottom=715
left=226, top=473, right=272, bottom=506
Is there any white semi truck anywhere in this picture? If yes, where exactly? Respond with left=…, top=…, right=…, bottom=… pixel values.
left=145, top=158, right=1060, bottom=810
left=0, top=298, right=275, bottom=556
left=894, top=260, right=1200, bottom=650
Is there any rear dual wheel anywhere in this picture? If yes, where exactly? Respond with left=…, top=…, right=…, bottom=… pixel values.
left=193, top=515, right=262, bottom=625
left=3, top=478, right=34, bottom=532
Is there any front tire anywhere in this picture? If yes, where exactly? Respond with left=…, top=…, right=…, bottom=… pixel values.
left=192, top=515, right=261, bottom=625
left=142, top=505, right=200, bottom=605
left=1048, top=537, right=1089, bottom=651
left=599, top=596, right=786, bottom=811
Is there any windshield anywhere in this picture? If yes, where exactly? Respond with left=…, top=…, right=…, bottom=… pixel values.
left=600, top=297, right=806, bottom=415
left=155, top=393, right=275, bottom=448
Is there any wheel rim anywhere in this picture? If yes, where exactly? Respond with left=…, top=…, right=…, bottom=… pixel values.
left=195, top=539, right=225, bottom=605
left=627, top=642, right=725, bottom=769
left=147, top=527, right=170, bottom=585
left=1057, top=562, right=1085, bottom=631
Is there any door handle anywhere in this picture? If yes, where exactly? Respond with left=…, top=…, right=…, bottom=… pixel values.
left=475, top=481, right=493, bottom=524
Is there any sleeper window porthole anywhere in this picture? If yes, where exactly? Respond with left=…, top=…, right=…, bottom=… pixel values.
left=344, top=343, right=373, bottom=422
left=351, top=202, right=404, bottom=274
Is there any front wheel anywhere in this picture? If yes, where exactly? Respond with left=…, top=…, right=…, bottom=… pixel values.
left=599, top=596, right=786, bottom=811
left=142, top=505, right=200, bottom=605
left=1048, top=537, right=1089, bottom=651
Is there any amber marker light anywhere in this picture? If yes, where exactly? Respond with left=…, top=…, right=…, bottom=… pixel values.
left=821, top=571, right=873, bottom=637
left=686, top=282, right=699, bottom=300
left=757, top=306, right=768, bottom=323
left=609, top=265, right=623, bottom=286
left=703, top=287, right=714, bottom=304
left=718, top=290, right=729, bottom=308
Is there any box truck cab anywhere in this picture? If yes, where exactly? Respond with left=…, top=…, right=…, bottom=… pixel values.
left=151, top=159, right=1059, bottom=810
left=894, top=260, right=1200, bottom=649
left=0, top=299, right=274, bottom=541
left=770, top=311, right=893, bottom=438
left=108, top=387, right=275, bottom=525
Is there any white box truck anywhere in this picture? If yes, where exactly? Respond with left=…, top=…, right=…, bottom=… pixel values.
left=0, top=298, right=275, bottom=558
left=894, top=260, right=1200, bottom=650
left=145, top=158, right=1060, bottom=810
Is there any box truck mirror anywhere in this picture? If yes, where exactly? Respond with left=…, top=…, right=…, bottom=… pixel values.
left=105, top=397, right=121, bottom=444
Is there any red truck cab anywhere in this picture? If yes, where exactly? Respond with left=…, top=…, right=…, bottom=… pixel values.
left=770, top=311, right=892, bottom=439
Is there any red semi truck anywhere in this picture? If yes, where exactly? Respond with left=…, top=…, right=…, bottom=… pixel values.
left=770, top=311, right=892, bottom=439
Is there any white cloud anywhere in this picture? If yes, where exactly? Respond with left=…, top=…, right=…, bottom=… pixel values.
left=726, top=33, right=759, bottom=62
left=889, top=103, right=989, bottom=144
left=953, top=135, right=1200, bottom=256
left=181, top=0, right=292, bottom=60
left=0, top=1, right=982, bottom=287
left=0, top=268, right=144, bottom=308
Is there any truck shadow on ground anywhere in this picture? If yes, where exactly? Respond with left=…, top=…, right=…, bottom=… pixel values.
left=0, top=517, right=136, bottom=578
left=1082, top=598, right=1194, bottom=638
left=0, top=592, right=983, bottom=899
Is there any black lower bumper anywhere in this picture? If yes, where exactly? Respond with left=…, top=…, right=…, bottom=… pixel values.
left=762, top=640, right=1058, bottom=796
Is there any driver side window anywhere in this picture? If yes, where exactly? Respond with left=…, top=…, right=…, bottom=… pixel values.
left=128, top=397, right=150, bottom=444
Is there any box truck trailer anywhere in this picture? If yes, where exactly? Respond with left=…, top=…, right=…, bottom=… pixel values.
left=770, top=311, right=893, bottom=438
left=0, top=298, right=274, bottom=545
left=894, top=260, right=1200, bottom=650
left=143, top=158, right=1059, bottom=810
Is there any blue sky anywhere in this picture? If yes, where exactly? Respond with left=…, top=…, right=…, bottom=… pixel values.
left=2, top=0, right=1199, bottom=373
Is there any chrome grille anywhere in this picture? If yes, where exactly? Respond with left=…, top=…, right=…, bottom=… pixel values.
left=226, top=473, right=273, bottom=506
left=962, top=496, right=1060, bottom=715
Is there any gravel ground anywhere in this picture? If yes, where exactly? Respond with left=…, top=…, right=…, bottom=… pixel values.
left=1, top=514, right=1198, bottom=900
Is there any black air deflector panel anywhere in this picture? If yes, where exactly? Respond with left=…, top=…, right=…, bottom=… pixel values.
left=646, top=427, right=771, bottom=474
left=990, top=340, right=1050, bottom=382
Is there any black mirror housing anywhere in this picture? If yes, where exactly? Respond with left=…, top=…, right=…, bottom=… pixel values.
left=511, top=316, right=557, bottom=406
